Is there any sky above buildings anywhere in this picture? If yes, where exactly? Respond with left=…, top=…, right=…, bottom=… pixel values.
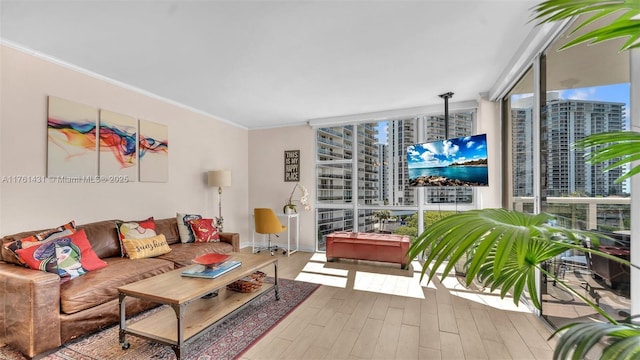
left=559, top=83, right=629, bottom=104
left=375, top=82, right=630, bottom=146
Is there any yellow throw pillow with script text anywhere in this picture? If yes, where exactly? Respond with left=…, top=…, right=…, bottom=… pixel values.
left=122, top=234, right=171, bottom=259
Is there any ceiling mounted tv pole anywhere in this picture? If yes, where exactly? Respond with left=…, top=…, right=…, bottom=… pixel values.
left=439, top=92, right=454, bottom=139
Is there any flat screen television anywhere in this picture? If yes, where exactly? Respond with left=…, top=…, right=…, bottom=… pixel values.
left=407, top=133, right=488, bottom=187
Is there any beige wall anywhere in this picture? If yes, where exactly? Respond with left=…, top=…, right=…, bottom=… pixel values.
left=0, top=45, right=250, bottom=239
left=248, top=125, right=316, bottom=251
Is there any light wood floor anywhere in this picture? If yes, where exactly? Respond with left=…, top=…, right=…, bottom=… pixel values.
left=238, top=248, right=558, bottom=360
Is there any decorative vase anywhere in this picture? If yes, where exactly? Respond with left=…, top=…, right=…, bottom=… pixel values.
left=285, top=206, right=294, bottom=214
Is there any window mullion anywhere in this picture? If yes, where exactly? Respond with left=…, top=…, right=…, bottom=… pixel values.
left=352, top=127, right=359, bottom=232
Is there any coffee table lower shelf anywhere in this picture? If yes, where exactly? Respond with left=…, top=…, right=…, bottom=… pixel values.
left=121, top=284, right=274, bottom=347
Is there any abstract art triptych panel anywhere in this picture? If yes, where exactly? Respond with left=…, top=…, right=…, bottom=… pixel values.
left=47, top=96, right=169, bottom=182
left=99, top=109, right=137, bottom=180
left=139, top=119, right=169, bottom=182
left=47, top=96, right=99, bottom=177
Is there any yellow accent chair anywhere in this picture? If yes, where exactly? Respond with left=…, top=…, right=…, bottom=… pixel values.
left=254, top=208, right=287, bottom=256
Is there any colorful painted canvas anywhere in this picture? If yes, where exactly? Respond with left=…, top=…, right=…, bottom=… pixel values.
left=139, top=119, right=168, bottom=182
left=47, top=96, right=99, bottom=177
left=99, top=110, right=137, bottom=181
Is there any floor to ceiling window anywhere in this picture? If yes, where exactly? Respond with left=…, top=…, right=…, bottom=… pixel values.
left=503, top=17, right=631, bottom=328
left=504, top=67, right=535, bottom=214
left=315, top=110, right=477, bottom=251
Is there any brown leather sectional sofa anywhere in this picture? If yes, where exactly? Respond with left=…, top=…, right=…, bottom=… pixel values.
left=0, top=217, right=239, bottom=358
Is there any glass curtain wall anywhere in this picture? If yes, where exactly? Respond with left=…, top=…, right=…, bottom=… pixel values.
left=504, top=67, right=535, bottom=214
left=315, top=111, right=476, bottom=251
left=503, top=17, right=631, bottom=329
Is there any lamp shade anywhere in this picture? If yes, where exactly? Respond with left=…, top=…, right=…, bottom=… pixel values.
left=208, top=170, right=231, bottom=187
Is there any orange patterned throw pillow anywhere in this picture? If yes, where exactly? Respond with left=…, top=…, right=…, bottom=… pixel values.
left=4, top=221, right=77, bottom=264
left=121, top=234, right=172, bottom=259
left=187, top=218, right=220, bottom=243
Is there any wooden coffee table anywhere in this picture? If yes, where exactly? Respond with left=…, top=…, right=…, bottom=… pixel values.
left=117, top=252, right=278, bottom=359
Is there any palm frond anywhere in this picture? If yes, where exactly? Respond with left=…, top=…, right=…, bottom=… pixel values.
left=531, top=0, right=640, bottom=51
left=552, top=321, right=640, bottom=360
left=408, top=209, right=587, bottom=306
left=408, top=205, right=640, bottom=356
left=408, top=208, right=633, bottom=312
left=573, top=131, right=640, bottom=183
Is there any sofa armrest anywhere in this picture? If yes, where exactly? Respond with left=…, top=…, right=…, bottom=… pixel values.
left=0, top=263, right=62, bottom=357
left=219, top=232, right=240, bottom=252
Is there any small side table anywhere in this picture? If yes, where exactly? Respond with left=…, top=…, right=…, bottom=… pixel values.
left=251, top=212, right=299, bottom=256
left=277, top=213, right=299, bottom=256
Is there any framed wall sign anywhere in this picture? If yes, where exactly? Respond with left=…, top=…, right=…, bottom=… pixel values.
left=284, top=150, right=300, bottom=182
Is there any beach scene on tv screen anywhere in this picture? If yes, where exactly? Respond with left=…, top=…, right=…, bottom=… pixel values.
left=407, top=134, right=488, bottom=187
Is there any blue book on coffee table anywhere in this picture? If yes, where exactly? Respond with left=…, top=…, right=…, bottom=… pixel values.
left=181, top=260, right=242, bottom=279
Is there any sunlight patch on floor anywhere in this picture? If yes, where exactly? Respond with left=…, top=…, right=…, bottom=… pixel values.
left=309, top=252, right=328, bottom=262
left=294, top=271, right=349, bottom=287
left=353, top=270, right=425, bottom=299
left=430, top=261, right=531, bottom=313
left=301, top=261, right=350, bottom=277
left=295, top=255, right=426, bottom=298
left=294, top=254, right=532, bottom=309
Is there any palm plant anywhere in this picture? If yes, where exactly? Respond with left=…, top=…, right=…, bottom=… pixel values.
left=407, top=209, right=636, bottom=359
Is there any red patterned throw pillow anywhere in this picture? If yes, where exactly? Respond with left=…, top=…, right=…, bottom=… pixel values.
left=187, top=218, right=220, bottom=243
left=15, top=229, right=107, bottom=281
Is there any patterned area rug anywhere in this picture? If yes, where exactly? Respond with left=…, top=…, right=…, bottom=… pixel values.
left=0, top=278, right=319, bottom=360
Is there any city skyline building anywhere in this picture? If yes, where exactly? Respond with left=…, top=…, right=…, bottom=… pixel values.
left=512, top=92, right=626, bottom=198
left=315, top=111, right=475, bottom=248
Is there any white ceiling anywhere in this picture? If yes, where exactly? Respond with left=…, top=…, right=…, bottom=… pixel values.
left=0, top=0, right=539, bottom=129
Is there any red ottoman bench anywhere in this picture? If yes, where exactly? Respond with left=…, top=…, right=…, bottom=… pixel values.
left=325, top=232, right=411, bottom=269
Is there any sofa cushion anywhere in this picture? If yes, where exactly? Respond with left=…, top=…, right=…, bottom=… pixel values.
left=154, top=217, right=180, bottom=245
left=76, top=220, right=122, bottom=259
left=59, top=256, right=173, bottom=315
left=157, top=242, right=233, bottom=268
left=121, top=234, right=172, bottom=259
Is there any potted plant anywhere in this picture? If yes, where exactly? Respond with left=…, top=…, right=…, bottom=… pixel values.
left=283, top=183, right=311, bottom=214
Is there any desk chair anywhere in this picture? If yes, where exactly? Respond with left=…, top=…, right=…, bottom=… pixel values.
left=254, top=208, right=287, bottom=256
